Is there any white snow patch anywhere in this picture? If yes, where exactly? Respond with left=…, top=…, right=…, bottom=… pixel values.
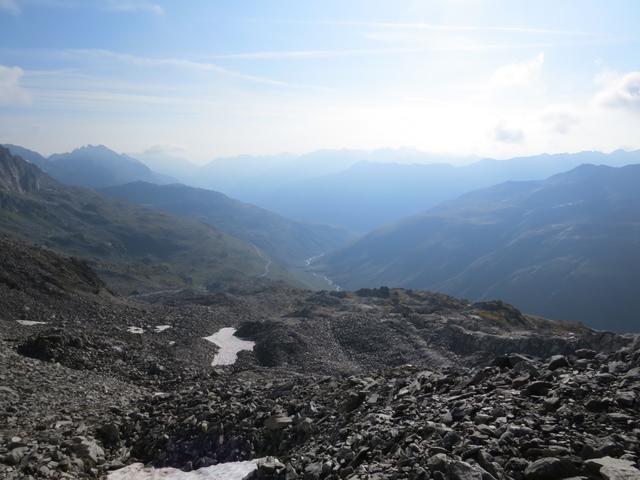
left=155, top=325, right=172, bottom=333
left=127, top=327, right=144, bottom=334
left=16, top=320, right=47, bottom=326
left=203, top=327, right=255, bottom=366
left=107, top=460, right=259, bottom=480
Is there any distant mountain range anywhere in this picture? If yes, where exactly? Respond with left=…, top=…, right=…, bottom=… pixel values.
left=132, top=148, right=471, bottom=197
left=322, top=163, right=640, bottom=331
left=0, top=146, right=297, bottom=294
left=230, top=150, right=640, bottom=232
left=101, top=181, right=351, bottom=267
left=4, top=144, right=173, bottom=189
left=8, top=144, right=640, bottom=233
left=133, top=147, right=640, bottom=232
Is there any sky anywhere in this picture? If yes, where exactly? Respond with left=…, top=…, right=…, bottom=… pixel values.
left=0, top=0, right=639, bottom=163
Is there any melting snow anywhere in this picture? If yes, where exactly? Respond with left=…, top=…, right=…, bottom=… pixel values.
left=107, top=460, right=259, bottom=480
left=16, top=320, right=48, bottom=326
left=203, top=327, right=255, bottom=366
left=155, top=325, right=172, bottom=333
left=127, top=327, right=144, bottom=334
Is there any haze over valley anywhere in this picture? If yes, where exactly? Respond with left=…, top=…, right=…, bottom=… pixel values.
left=1, top=2, right=640, bottom=480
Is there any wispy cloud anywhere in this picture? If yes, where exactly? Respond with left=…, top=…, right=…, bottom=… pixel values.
left=212, top=44, right=561, bottom=61
left=63, top=49, right=329, bottom=90
left=212, top=47, right=428, bottom=60
left=262, top=19, right=597, bottom=37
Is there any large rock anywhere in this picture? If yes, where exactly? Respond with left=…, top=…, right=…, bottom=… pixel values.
left=97, top=423, right=120, bottom=446
left=264, top=414, right=293, bottom=430
left=524, top=457, right=578, bottom=480
left=586, top=457, right=640, bottom=480
left=547, top=355, right=570, bottom=370
left=66, top=436, right=105, bottom=467
left=525, top=381, right=554, bottom=397
left=448, top=460, right=484, bottom=480
left=3, top=447, right=28, bottom=466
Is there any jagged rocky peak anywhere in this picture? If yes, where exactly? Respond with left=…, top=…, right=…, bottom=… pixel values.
left=0, top=147, right=44, bottom=194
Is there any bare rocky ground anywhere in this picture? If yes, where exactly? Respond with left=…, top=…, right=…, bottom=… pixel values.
left=1, top=235, right=639, bottom=479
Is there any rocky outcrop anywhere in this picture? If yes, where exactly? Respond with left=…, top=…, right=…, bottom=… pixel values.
left=0, top=146, right=46, bottom=194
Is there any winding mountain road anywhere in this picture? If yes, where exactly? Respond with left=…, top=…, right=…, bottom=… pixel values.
left=252, top=244, right=272, bottom=278
left=305, top=253, right=341, bottom=291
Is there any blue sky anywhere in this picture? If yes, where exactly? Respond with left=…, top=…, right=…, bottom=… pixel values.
left=0, top=0, right=639, bottom=161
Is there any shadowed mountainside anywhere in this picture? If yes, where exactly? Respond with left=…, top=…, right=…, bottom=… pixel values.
left=0, top=147, right=296, bottom=294
left=101, top=181, right=351, bottom=267
left=323, top=164, right=640, bottom=331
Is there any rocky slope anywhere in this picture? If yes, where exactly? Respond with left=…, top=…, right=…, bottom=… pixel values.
left=121, top=347, right=640, bottom=480
left=1, top=236, right=638, bottom=479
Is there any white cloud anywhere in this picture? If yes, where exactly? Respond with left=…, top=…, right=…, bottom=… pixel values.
left=0, top=65, right=31, bottom=105
left=493, top=122, right=524, bottom=144
left=0, top=0, right=19, bottom=14
left=61, top=49, right=329, bottom=90
left=542, top=108, right=580, bottom=135
left=491, top=53, right=544, bottom=89
left=595, top=71, right=640, bottom=113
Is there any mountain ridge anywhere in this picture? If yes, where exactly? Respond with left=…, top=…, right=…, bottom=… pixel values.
left=3, top=144, right=175, bottom=189
left=0, top=146, right=296, bottom=294
left=322, top=163, right=640, bottom=331
left=220, top=149, right=640, bottom=231
left=100, top=181, right=352, bottom=267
